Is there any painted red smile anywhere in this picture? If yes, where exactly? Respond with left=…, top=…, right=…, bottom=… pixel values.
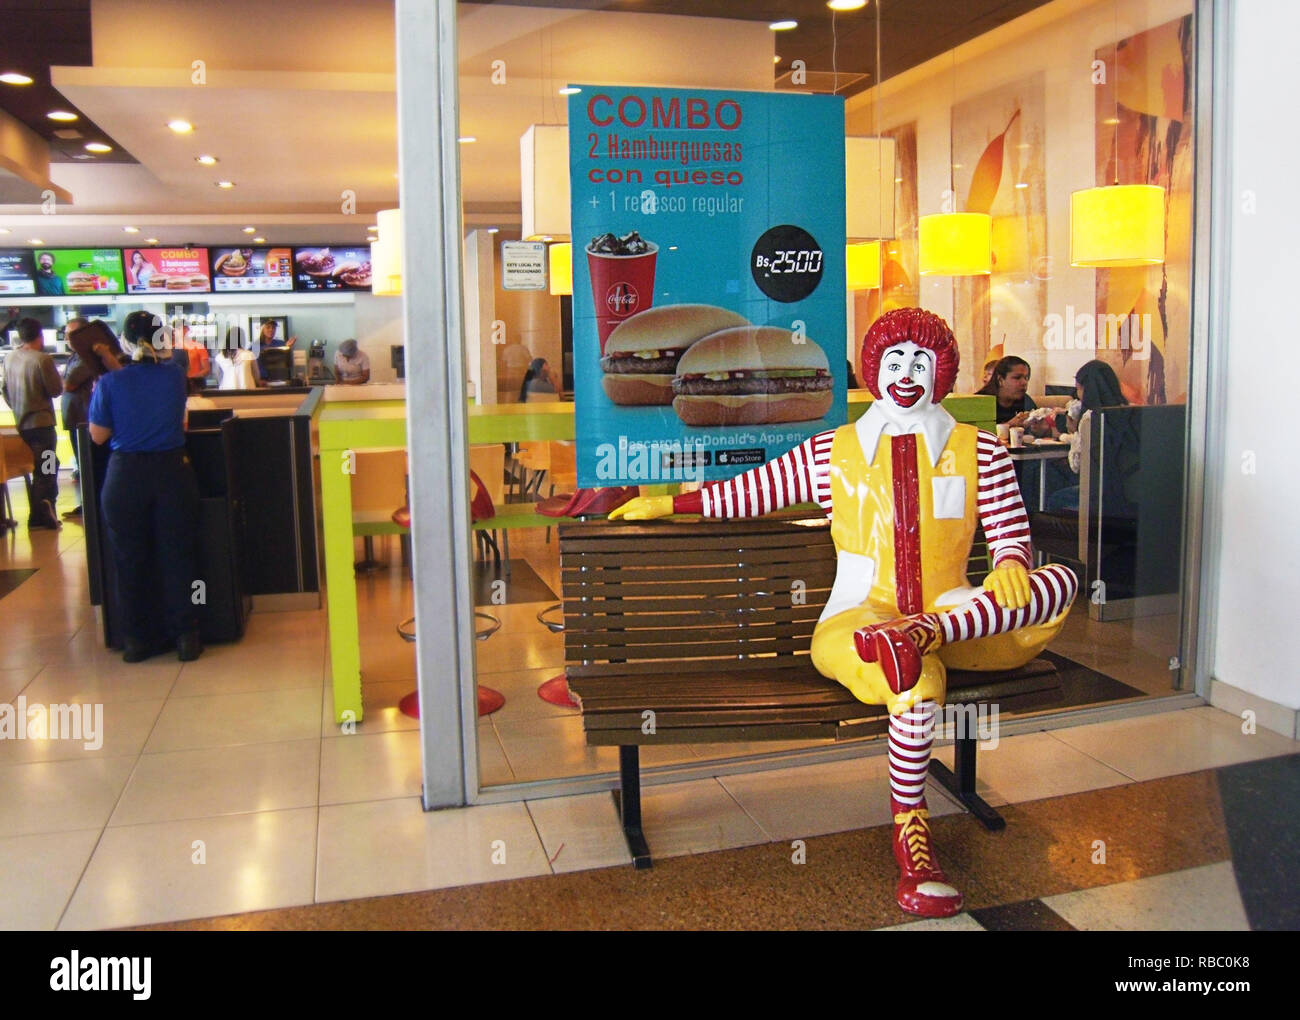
left=888, top=381, right=924, bottom=408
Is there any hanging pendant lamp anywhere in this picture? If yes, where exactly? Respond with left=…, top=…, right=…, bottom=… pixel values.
left=846, top=241, right=882, bottom=291
left=1070, top=184, right=1165, bottom=267
left=918, top=212, right=992, bottom=276
left=548, top=242, right=572, bottom=295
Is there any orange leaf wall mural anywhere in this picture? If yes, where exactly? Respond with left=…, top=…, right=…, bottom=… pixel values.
left=966, top=109, right=1021, bottom=215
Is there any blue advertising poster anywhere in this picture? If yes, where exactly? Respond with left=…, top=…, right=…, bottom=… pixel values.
left=570, top=85, right=846, bottom=488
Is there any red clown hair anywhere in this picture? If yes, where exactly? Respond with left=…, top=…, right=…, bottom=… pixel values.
left=860, top=307, right=960, bottom=404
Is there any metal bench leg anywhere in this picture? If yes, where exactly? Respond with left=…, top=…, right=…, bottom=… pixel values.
left=611, top=745, right=652, bottom=869
left=928, top=734, right=1006, bottom=832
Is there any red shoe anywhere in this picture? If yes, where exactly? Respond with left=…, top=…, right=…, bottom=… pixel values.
left=853, top=613, right=944, bottom=694
left=891, top=798, right=963, bottom=918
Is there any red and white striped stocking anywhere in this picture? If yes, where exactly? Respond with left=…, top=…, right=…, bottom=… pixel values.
left=939, top=563, right=1078, bottom=643
left=888, top=703, right=935, bottom=809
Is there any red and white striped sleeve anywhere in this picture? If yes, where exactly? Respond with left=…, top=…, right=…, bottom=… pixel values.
left=976, top=432, right=1033, bottom=568
left=673, top=429, right=836, bottom=518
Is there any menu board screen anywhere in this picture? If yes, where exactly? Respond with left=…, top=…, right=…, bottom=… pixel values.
left=292, top=246, right=372, bottom=291
left=32, top=249, right=126, bottom=296
left=0, top=249, right=36, bottom=295
left=211, top=247, right=294, bottom=292
left=124, top=247, right=211, bottom=294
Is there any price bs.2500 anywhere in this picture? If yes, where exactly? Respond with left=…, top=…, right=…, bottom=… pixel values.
left=754, top=249, right=824, bottom=275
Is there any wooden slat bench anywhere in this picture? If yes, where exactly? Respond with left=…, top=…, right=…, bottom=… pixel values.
left=559, top=515, right=1063, bottom=868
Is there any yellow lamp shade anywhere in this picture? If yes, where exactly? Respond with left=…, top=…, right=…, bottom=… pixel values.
left=918, top=213, right=992, bottom=276
left=549, top=242, right=572, bottom=296
left=846, top=242, right=881, bottom=291
left=1070, top=184, right=1165, bottom=268
left=371, top=239, right=401, bottom=296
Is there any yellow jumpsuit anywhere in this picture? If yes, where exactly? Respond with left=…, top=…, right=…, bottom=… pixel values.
left=809, top=423, right=1069, bottom=715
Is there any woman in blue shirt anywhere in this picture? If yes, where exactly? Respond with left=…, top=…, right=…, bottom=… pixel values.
left=89, top=311, right=203, bottom=662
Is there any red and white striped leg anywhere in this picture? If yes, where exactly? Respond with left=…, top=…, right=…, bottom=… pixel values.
left=938, top=563, right=1078, bottom=643
left=889, top=705, right=963, bottom=918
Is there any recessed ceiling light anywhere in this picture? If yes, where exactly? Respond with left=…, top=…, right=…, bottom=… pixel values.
left=47, top=110, right=78, bottom=122
left=216, top=180, right=235, bottom=189
left=827, top=0, right=867, bottom=11
left=252, top=237, right=266, bottom=244
left=774, top=56, right=781, bottom=64
left=769, top=21, right=798, bottom=31
left=458, top=136, right=477, bottom=144
left=145, top=238, right=158, bottom=244
left=124, top=226, right=140, bottom=233
left=558, top=87, right=580, bottom=96
left=366, top=237, right=378, bottom=244
left=72, top=153, right=92, bottom=160
left=0, top=73, right=34, bottom=86
left=366, top=224, right=378, bottom=232
left=242, top=226, right=256, bottom=234
left=85, top=142, right=112, bottom=153
left=29, top=238, right=44, bottom=245
left=167, top=119, right=194, bottom=134
left=195, top=154, right=218, bottom=165
left=486, top=227, right=499, bottom=234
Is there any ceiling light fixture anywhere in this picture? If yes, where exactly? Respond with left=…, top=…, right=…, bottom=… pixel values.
left=769, top=21, right=798, bottom=31
left=242, top=226, right=256, bottom=234
left=827, top=0, right=867, bottom=11
left=458, top=136, right=477, bottom=144
left=124, top=226, right=140, bottom=233
left=216, top=180, right=235, bottom=189
left=487, top=227, right=499, bottom=234
left=29, top=238, right=44, bottom=245
left=145, top=238, right=158, bottom=244
left=558, top=87, right=580, bottom=96
left=85, top=142, right=112, bottom=153
left=47, top=110, right=78, bottom=122
left=167, top=119, right=194, bottom=134
left=195, top=155, right=218, bottom=165
left=252, top=237, right=266, bottom=244
left=0, top=73, right=33, bottom=86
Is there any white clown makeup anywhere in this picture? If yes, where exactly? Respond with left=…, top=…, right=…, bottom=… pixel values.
left=876, top=342, right=935, bottom=419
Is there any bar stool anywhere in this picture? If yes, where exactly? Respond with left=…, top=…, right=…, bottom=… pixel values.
left=392, top=478, right=506, bottom=718
left=536, top=601, right=579, bottom=708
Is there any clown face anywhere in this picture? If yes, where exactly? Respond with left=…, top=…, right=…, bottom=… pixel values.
left=876, top=341, right=935, bottom=419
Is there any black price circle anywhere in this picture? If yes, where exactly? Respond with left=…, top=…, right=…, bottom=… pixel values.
left=750, top=225, right=825, bottom=303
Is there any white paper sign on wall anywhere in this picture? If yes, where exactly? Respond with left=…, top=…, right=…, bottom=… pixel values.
left=501, top=241, right=547, bottom=290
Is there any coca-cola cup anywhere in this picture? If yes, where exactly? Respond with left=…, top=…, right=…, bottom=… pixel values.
left=587, top=239, right=658, bottom=353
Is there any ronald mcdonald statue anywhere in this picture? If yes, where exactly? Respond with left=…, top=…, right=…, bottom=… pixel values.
left=611, top=307, right=1079, bottom=918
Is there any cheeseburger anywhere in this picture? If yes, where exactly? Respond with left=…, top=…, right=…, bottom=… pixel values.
left=671, top=326, right=833, bottom=426
left=66, top=271, right=98, bottom=294
left=600, top=304, right=748, bottom=406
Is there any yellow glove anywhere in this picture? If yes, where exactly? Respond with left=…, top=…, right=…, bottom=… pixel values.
left=983, top=561, right=1031, bottom=610
left=607, top=495, right=675, bottom=520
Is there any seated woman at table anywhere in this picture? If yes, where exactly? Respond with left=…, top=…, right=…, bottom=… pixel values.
left=1043, top=359, right=1134, bottom=513
left=977, top=356, right=1037, bottom=426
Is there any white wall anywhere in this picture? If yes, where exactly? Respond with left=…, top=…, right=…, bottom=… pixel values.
left=352, top=292, right=403, bottom=383
left=1210, top=0, right=1300, bottom=711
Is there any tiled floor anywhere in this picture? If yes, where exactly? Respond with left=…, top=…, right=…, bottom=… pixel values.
left=2, top=474, right=1296, bottom=931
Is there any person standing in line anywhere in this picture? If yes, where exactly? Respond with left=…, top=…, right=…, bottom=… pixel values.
left=61, top=318, right=123, bottom=520
left=2, top=318, right=64, bottom=529
left=89, top=311, right=203, bottom=662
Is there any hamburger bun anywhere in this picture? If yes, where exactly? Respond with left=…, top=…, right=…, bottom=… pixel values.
left=66, top=271, right=98, bottom=293
left=191, top=275, right=209, bottom=289
left=671, top=326, right=833, bottom=427
left=601, top=304, right=749, bottom=406
left=166, top=276, right=188, bottom=290
left=147, top=275, right=168, bottom=289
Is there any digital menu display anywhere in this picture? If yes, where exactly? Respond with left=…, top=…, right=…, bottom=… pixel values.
left=211, top=247, right=294, bottom=292
left=32, top=249, right=126, bottom=296
left=124, top=247, right=211, bottom=294
left=292, top=246, right=372, bottom=291
left=0, top=249, right=36, bottom=295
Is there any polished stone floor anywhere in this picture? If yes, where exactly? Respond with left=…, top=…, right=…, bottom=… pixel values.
left=2, top=473, right=1295, bottom=931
